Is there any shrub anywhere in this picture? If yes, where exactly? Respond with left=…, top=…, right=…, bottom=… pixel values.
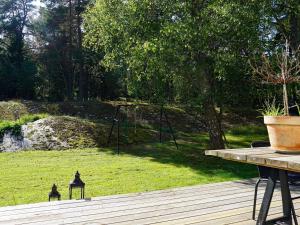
left=0, top=114, right=48, bottom=138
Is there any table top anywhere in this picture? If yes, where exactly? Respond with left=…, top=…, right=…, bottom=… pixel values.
left=205, top=147, right=300, bottom=172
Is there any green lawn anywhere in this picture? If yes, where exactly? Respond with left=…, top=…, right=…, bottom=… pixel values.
left=0, top=125, right=268, bottom=207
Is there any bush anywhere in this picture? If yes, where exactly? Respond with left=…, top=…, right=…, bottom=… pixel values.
left=0, top=114, right=48, bottom=138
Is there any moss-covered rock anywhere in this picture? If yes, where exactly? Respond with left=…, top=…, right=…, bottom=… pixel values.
left=44, top=116, right=108, bottom=148
left=0, top=116, right=108, bottom=152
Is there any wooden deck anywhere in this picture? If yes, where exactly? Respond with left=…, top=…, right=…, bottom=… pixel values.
left=1, top=179, right=300, bottom=225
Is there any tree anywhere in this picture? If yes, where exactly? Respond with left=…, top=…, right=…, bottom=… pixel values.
left=251, top=41, right=300, bottom=116
left=76, top=0, right=88, bottom=101
left=0, top=0, right=36, bottom=99
left=84, top=0, right=262, bottom=149
left=34, top=0, right=110, bottom=101
left=247, top=0, right=300, bottom=107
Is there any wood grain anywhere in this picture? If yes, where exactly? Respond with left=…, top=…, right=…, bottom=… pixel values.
left=205, top=147, right=300, bottom=172
left=1, top=179, right=300, bottom=225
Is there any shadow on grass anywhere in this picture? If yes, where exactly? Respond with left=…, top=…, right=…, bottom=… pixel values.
left=100, top=139, right=257, bottom=183
left=100, top=125, right=269, bottom=182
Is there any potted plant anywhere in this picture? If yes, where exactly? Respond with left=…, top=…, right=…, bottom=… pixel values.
left=251, top=41, right=300, bottom=153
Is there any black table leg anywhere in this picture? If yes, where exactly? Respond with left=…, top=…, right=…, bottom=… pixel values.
left=256, top=168, right=278, bottom=225
left=279, top=170, right=293, bottom=225
left=256, top=169, right=295, bottom=225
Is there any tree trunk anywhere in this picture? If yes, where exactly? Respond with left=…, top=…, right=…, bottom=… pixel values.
left=189, top=1, right=225, bottom=149
left=203, top=98, right=225, bottom=149
left=76, top=0, right=87, bottom=101
left=200, top=56, right=225, bottom=150
left=66, top=0, right=74, bottom=101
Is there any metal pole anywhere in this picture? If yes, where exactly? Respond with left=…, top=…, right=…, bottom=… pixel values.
left=163, top=108, right=179, bottom=150
left=117, top=118, right=120, bottom=155
left=107, top=106, right=120, bottom=145
left=69, top=187, right=72, bottom=200
left=159, top=106, right=163, bottom=143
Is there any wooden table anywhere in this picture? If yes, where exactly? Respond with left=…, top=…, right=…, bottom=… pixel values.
left=205, top=147, right=300, bottom=225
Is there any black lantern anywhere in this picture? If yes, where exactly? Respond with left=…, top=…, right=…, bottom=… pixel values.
left=49, top=184, right=61, bottom=201
left=69, top=171, right=85, bottom=199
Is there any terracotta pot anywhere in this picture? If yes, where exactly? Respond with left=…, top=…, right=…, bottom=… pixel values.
left=264, top=116, right=300, bottom=152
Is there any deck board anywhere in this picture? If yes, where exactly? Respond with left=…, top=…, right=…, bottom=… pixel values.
left=1, top=179, right=300, bottom=224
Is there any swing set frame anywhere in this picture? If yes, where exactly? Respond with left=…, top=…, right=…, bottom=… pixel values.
left=107, top=104, right=179, bottom=154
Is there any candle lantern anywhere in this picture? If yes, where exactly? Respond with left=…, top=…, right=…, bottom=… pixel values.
left=48, top=184, right=61, bottom=201
left=69, top=171, right=85, bottom=200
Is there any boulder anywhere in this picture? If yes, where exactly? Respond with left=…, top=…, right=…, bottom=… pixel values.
left=0, top=116, right=106, bottom=152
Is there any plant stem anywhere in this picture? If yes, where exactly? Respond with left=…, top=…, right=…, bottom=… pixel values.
left=282, top=40, right=289, bottom=116
left=283, top=83, right=289, bottom=116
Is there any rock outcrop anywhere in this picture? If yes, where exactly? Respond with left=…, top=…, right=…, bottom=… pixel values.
left=0, top=116, right=106, bottom=152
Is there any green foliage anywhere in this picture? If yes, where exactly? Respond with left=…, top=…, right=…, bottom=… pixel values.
left=83, top=0, right=268, bottom=148
left=83, top=0, right=265, bottom=106
left=0, top=114, right=48, bottom=138
left=0, top=0, right=298, bottom=107
left=0, top=121, right=21, bottom=137
left=17, top=114, right=48, bottom=124
left=0, top=0, right=37, bottom=99
left=33, top=0, right=118, bottom=101
left=259, top=99, right=284, bottom=116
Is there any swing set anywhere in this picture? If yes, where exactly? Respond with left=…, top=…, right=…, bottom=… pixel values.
left=106, top=104, right=179, bottom=154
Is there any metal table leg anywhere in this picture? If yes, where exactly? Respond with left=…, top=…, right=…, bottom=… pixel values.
left=256, top=168, right=278, bottom=225
left=279, top=170, right=293, bottom=224
left=256, top=168, right=295, bottom=225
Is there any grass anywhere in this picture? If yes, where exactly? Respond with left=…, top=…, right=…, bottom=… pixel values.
left=0, top=125, right=268, bottom=207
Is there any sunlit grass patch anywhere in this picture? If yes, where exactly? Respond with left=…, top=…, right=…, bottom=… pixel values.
left=0, top=124, right=268, bottom=207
